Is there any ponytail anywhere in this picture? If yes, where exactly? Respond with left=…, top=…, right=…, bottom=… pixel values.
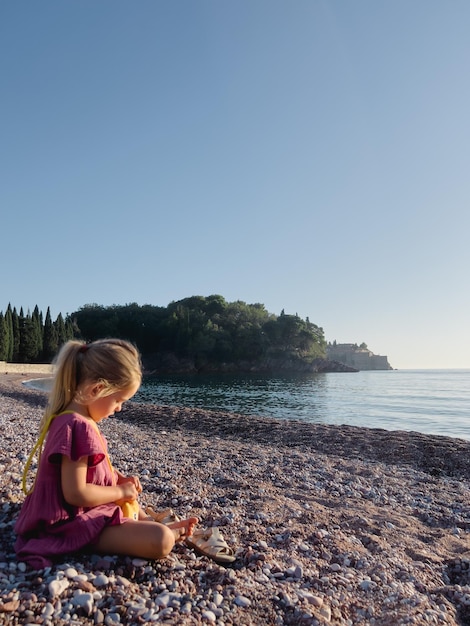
left=39, top=341, right=85, bottom=431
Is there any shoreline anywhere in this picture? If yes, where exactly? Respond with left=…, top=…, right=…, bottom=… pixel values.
left=1, top=373, right=470, bottom=624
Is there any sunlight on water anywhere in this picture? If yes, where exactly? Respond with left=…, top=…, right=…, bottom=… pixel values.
left=134, top=370, right=470, bottom=440
left=25, top=370, right=470, bottom=440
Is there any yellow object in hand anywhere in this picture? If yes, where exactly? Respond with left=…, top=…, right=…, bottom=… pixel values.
left=120, top=500, right=140, bottom=520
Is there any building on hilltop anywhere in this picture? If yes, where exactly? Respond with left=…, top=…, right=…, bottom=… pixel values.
left=327, top=343, right=392, bottom=371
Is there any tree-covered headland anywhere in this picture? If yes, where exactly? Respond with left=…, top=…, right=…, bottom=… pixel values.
left=0, top=295, right=339, bottom=373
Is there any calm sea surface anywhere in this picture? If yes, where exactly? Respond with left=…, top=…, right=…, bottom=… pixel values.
left=26, top=370, right=470, bottom=440
left=133, top=369, right=470, bottom=441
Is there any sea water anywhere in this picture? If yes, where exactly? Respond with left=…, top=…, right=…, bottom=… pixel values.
left=134, top=369, right=470, bottom=440
left=25, top=369, right=470, bottom=440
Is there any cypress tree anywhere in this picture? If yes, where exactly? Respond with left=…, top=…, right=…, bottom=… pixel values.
left=32, top=305, right=43, bottom=356
left=55, top=313, right=67, bottom=349
left=65, top=317, right=75, bottom=341
left=18, top=314, right=40, bottom=363
left=0, top=313, right=8, bottom=361
left=5, top=305, right=13, bottom=361
left=12, top=308, right=20, bottom=362
left=43, top=307, right=58, bottom=361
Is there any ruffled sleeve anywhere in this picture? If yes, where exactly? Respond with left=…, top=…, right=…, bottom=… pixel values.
left=47, top=413, right=106, bottom=468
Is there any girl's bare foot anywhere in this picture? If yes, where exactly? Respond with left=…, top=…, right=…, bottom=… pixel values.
left=168, top=517, right=199, bottom=542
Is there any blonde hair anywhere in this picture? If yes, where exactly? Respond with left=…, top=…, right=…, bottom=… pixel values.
left=22, top=338, right=142, bottom=494
left=40, top=338, right=142, bottom=431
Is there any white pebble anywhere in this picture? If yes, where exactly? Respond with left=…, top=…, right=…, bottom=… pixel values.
left=234, top=595, right=251, bottom=607
left=94, top=574, right=109, bottom=587
left=320, top=605, right=331, bottom=621
left=64, top=567, right=78, bottom=578
left=155, top=591, right=170, bottom=608
left=48, top=578, right=70, bottom=598
left=212, top=592, right=224, bottom=606
left=73, top=573, right=89, bottom=583
left=202, top=610, right=217, bottom=622
left=71, top=592, right=94, bottom=615
left=42, top=602, right=55, bottom=617
left=360, top=579, right=376, bottom=591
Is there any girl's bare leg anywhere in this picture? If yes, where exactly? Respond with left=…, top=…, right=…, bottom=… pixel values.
left=93, top=517, right=199, bottom=560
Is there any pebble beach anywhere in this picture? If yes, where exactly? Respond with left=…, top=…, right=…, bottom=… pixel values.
left=1, top=373, right=470, bottom=625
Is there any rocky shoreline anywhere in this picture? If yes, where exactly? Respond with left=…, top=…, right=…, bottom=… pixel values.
left=142, top=354, right=358, bottom=375
left=1, top=373, right=470, bottom=625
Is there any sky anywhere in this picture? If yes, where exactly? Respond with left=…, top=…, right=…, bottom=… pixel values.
left=1, top=1, right=470, bottom=370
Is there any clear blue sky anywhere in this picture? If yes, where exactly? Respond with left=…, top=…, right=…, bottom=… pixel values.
left=2, top=1, right=469, bottom=369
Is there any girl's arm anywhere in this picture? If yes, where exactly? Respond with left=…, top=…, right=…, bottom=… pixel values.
left=61, top=455, right=138, bottom=508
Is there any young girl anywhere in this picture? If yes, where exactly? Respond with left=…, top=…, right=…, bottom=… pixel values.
left=15, top=339, right=198, bottom=569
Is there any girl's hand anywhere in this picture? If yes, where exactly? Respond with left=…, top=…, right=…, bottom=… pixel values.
left=115, top=481, right=139, bottom=505
left=116, top=474, right=142, bottom=493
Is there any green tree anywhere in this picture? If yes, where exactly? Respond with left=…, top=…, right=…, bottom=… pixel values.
left=72, top=304, right=119, bottom=341
left=0, top=313, right=8, bottom=361
left=5, top=305, right=13, bottom=361
left=12, top=308, right=20, bottom=361
left=68, top=296, right=327, bottom=368
left=43, top=307, right=58, bottom=361
left=18, top=313, right=41, bottom=363
left=55, top=313, right=68, bottom=349
left=32, top=305, right=43, bottom=356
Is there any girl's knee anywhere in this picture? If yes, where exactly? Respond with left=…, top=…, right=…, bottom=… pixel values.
left=153, top=524, right=175, bottom=559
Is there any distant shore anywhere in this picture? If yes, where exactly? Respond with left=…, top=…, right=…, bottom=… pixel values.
left=0, top=361, right=53, bottom=375
left=1, top=372, right=470, bottom=624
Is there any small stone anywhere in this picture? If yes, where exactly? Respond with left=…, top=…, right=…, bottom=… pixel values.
left=181, top=602, right=192, bottom=614
left=155, top=591, right=170, bottom=608
left=234, top=595, right=251, bottom=607
left=320, top=605, right=331, bottom=621
left=64, top=567, right=78, bottom=578
left=77, top=579, right=95, bottom=593
left=72, top=592, right=94, bottom=615
left=202, top=610, right=217, bottom=622
left=212, top=592, right=224, bottom=606
left=42, top=602, right=55, bottom=617
left=93, top=574, right=109, bottom=587
left=298, top=591, right=323, bottom=607
left=142, top=609, right=155, bottom=621
left=359, top=579, right=376, bottom=591
left=0, top=599, right=20, bottom=612
left=48, top=578, right=70, bottom=598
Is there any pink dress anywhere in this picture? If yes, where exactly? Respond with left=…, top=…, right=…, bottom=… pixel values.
left=15, top=412, right=126, bottom=569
